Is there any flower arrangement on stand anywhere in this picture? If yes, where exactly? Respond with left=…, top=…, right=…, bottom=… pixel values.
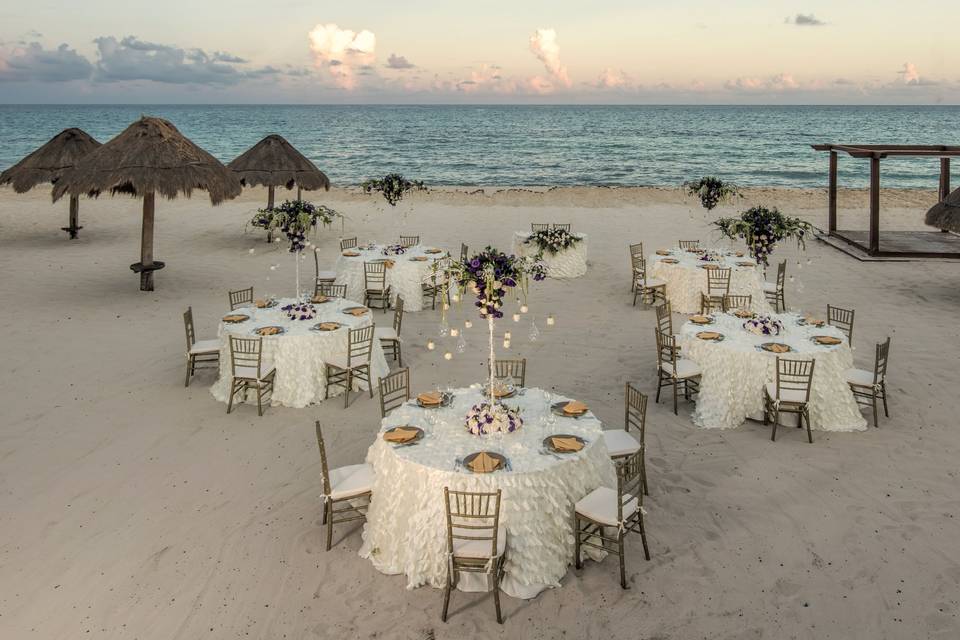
left=713, top=206, right=815, bottom=266
left=361, top=174, right=427, bottom=207
left=465, top=402, right=524, bottom=435
left=684, top=177, right=740, bottom=211
left=743, top=315, right=784, bottom=336
left=524, top=228, right=581, bottom=255
left=249, top=200, right=342, bottom=248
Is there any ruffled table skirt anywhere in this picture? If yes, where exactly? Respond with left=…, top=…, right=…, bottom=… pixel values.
left=335, top=245, right=448, bottom=312
left=512, top=232, right=588, bottom=279
left=651, top=253, right=771, bottom=315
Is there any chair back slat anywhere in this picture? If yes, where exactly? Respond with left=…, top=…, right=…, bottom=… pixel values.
left=875, top=337, right=891, bottom=382
left=625, top=382, right=647, bottom=445
left=340, top=237, right=358, bottom=251
left=314, top=421, right=332, bottom=497
left=827, top=304, right=855, bottom=343
left=552, top=223, right=571, bottom=232
left=655, top=329, right=679, bottom=371
left=347, top=325, right=375, bottom=367
left=775, top=356, right=816, bottom=402
left=678, top=240, right=700, bottom=250
left=776, top=260, right=787, bottom=288
left=364, top=261, right=387, bottom=291
left=315, top=282, right=348, bottom=298
left=229, top=336, right=263, bottom=378
left=531, top=223, right=550, bottom=232
left=722, top=294, right=752, bottom=312
left=655, top=302, right=673, bottom=335
left=491, top=358, right=526, bottom=387
left=460, top=243, right=469, bottom=262
left=445, top=488, right=501, bottom=559
left=707, top=268, right=731, bottom=295
left=393, top=296, right=405, bottom=334
left=183, top=307, right=196, bottom=349
left=616, top=450, right=645, bottom=518
left=378, top=368, right=410, bottom=417
left=228, top=287, right=254, bottom=310
left=400, top=235, right=420, bottom=248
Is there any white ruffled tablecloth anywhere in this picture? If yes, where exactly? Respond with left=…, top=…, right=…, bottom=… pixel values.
left=360, top=386, right=616, bottom=599
left=679, top=312, right=867, bottom=432
left=511, top=231, right=588, bottom=279
left=650, top=247, right=772, bottom=314
left=210, top=297, right=389, bottom=409
left=334, top=243, right=449, bottom=312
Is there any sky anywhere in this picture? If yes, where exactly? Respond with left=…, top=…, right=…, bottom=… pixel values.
left=0, top=0, right=957, bottom=104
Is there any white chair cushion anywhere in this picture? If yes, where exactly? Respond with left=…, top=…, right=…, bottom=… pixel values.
left=328, top=463, right=373, bottom=500
left=762, top=282, right=778, bottom=293
left=451, top=526, right=506, bottom=559
left=844, top=368, right=877, bottom=387
left=316, top=270, right=337, bottom=280
left=233, top=365, right=275, bottom=381
left=375, top=326, right=398, bottom=341
left=189, top=339, right=220, bottom=355
left=764, top=383, right=808, bottom=404
left=575, top=486, right=638, bottom=527
left=661, top=358, right=701, bottom=379
left=326, top=354, right=367, bottom=370
left=602, top=429, right=641, bottom=458
left=636, top=277, right=666, bottom=288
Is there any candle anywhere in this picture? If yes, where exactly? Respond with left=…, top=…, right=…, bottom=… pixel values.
left=444, top=352, right=453, bottom=360
left=512, top=313, right=521, bottom=322
left=547, top=315, right=555, bottom=326
left=427, top=340, right=435, bottom=350
left=520, top=304, right=529, bottom=313
left=451, top=294, right=460, bottom=303
left=464, top=320, right=473, bottom=329
left=450, top=328, right=459, bottom=337
left=504, top=331, right=511, bottom=340
left=503, top=339, right=511, bottom=349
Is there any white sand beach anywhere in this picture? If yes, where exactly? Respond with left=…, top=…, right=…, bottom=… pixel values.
left=1, top=186, right=958, bottom=640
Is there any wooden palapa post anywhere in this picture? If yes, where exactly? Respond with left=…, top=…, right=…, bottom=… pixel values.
left=940, top=158, right=951, bottom=232
left=64, top=195, right=81, bottom=239
left=266, top=185, right=276, bottom=243
left=828, top=151, right=838, bottom=233
left=869, top=155, right=881, bottom=255
left=139, top=192, right=157, bottom=291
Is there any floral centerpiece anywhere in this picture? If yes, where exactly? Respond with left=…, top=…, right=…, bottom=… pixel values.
left=281, top=302, right=316, bottom=321
left=465, top=402, right=523, bottom=435
left=524, top=228, right=581, bottom=255
left=698, top=251, right=722, bottom=262
left=382, top=244, right=407, bottom=256
left=684, top=177, right=740, bottom=211
left=361, top=173, right=427, bottom=206
left=743, top=315, right=784, bottom=336
left=250, top=200, right=342, bottom=250
left=455, top=247, right=546, bottom=319
left=714, top=206, right=815, bottom=266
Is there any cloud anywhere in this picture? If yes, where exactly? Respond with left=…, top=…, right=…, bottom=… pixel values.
left=385, top=54, right=414, bottom=70
left=93, top=36, right=255, bottom=85
left=529, top=28, right=571, bottom=88
left=786, top=14, right=826, bottom=26
left=308, top=23, right=376, bottom=89
left=896, top=62, right=938, bottom=86
left=0, top=42, right=93, bottom=82
left=725, top=73, right=800, bottom=92
left=595, top=68, right=632, bottom=90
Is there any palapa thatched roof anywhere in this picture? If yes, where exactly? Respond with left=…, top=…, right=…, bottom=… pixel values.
left=925, top=187, right=960, bottom=233
left=52, top=116, right=241, bottom=205
left=227, top=134, right=330, bottom=192
left=0, top=128, right=102, bottom=193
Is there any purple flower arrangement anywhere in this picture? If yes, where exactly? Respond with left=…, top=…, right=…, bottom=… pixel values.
left=742, top=315, right=784, bottom=336
left=714, top=206, right=814, bottom=266
left=465, top=402, right=523, bottom=436
left=382, top=244, right=407, bottom=256
left=455, top=247, right=546, bottom=318
left=524, top=228, right=581, bottom=255
left=281, top=302, right=317, bottom=321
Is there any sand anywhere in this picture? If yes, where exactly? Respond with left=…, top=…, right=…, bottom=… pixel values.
left=0, top=186, right=958, bottom=640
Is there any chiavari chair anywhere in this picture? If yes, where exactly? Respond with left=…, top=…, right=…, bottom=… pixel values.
left=228, top=286, right=253, bottom=310
left=183, top=307, right=219, bottom=387
left=422, top=257, right=451, bottom=310
left=602, top=383, right=648, bottom=493
left=700, top=267, right=731, bottom=314
left=633, top=258, right=667, bottom=306
left=399, top=235, right=420, bottom=248
left=552, top=223, right=571, bottom=232
left=655, top=329, right=701, bottom=415
left=375, top=295, right=404, bottom=366
left=226, top=336, right=276, bottom=416
left=827, top=304, right=855, bottom=343
left=490, top=357, right=526, bottom=387
left=364, top=261, right=392, bottom=312
left=531, top=223, right=550, bottom=232
left=313, top=250, right=337, bottom=288
left=722, top=294, right=752, bottom=313
left=763, top=260, right=786, bottom=311
left=340, top=237, right=358, bottom=251
left=441, top=488, right=506, bottom=624
left=460, top=243, right=469, bottom=262
left=678, top=240, right=700, bottom=250
left=315, top=422, right=373, bottom=551
left=763, top=357, right=816, bottom=443
left=845, top=337, right=891, bottom=427
left=324, top=325, right=375, bottom=408
left=378, top=367, right=410, bottom=417
left=629, top=243, right=644, bottom=292
left=574, top=449, right=650, bottom=589
left=314, top=282, right=347, bottom=298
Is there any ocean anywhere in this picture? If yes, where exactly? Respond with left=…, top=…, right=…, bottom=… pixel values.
left=1, top=105, right=956, bottom=188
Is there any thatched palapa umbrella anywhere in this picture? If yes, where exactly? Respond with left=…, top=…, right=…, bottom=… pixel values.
left=925, top=186, right=960, bottom=233
left=0, top=128, right=102, bottom=238
left=52, top=116, right=241, bottom=291
left=227, top=134, right=330, bottom=220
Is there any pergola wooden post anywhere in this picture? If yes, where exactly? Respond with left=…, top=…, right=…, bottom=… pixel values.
left=812, top=144, right=960, bottom=259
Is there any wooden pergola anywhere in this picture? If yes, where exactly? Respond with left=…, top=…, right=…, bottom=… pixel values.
left=811, top=144, right=960, bottom=258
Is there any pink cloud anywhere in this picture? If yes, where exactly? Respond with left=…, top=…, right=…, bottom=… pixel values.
left=308, top=23, right=376, bottom=89
left=529, top=29, right=571, bottom=88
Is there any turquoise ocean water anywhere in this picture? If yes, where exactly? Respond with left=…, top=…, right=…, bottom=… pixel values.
left=1, top=105, right=956, bottom=188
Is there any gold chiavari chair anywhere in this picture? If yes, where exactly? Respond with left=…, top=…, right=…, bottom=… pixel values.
left=183, top=307, right=220, bottom=387
left=315, top=422, right=373, bottom=551
left=574, top=449, right=650, bottom=589
left=228, top=286, right=253, bottom=310
left=364, top=261, right=392, bottom=312
left=531, top=223, right=550, bottom=232
left=678, top=240, right=700, bottom=250
left=313, top=250, right=337, bottom=288
left=722, top=294, right=752, bottom=313
left=490, top=357, right=526, bottom=387
left=827, top=304, right=855, bottom=343
left=460, top=243, right=469, bottom=263
left=324, top=325, right=375, bottom=408
left=700, top=267, right=731, bottom=314
left=845, top=337, right=891, bottom=427
left=629, top=243, right=644, bottom=292
left=227, top=336, right=276, bottom=416
left=602, top=383, right=647, bottom=492
left=399, top=235, right=420, bottom=248
left=655, top=329, right=701, bottom=415
left=340, top=236, right=358, bottom=251
left=633, top=258, right=667, bottom=306
left=763, top=356, right=816, bottom=443
left=763, top=260, right=786, bottom=311
left=553, top=223, right=571, bottom=232
left=441, top=488, right=506, bottom=624
left=314, top=282, right=347, bottom=298
left=378, top=367, right=410, bottom=417
left=375, top=296, right=404, bottom=366
left=422, top=257, right=451, bottom=311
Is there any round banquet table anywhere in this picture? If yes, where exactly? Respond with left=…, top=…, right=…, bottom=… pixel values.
left=650, top=247, right=772, bottom=314
left=360, top=386, right=616, bottom=599
left=511, top=231, right=588, bottom=279
left=210, top=297, right=389, bottom=409
left=679, top=311, right=867, bottom=432
left=334, top=244, right=448, bottom=312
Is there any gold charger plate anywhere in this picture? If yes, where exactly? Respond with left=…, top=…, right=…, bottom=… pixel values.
left=222, top=314, right=250, bottom=323
left=543, top=434, right=587, bottom=453
left=253, top=325, right=285, bottom=336
left=382, top=425, right=424, bottom=445
left=760, top=342, right=792, bottom=353
left=462, top=451, right=507, bottom=473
